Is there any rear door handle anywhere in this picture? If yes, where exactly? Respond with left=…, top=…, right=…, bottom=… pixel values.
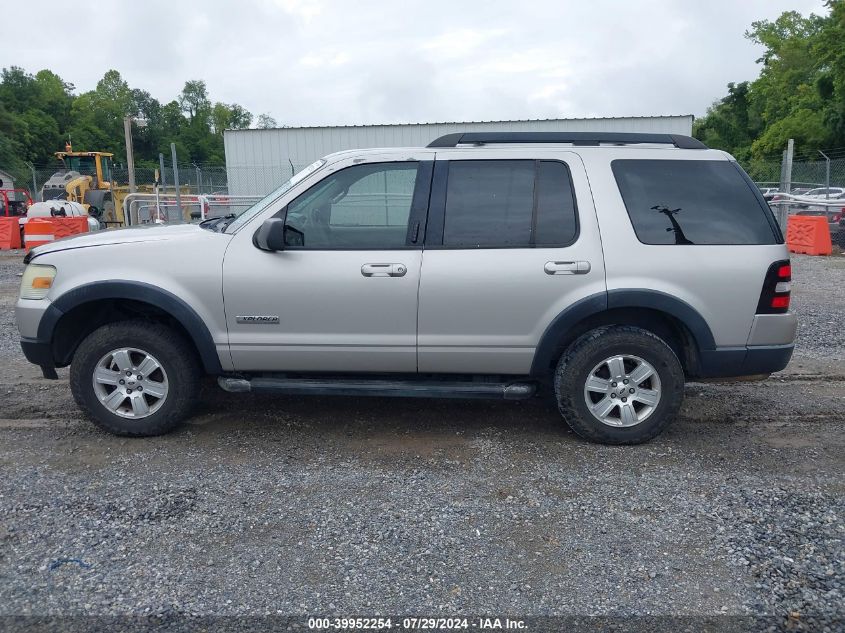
left=361, top=263, right=407, bottom=277
left=544, top=260, right=591, bottom=275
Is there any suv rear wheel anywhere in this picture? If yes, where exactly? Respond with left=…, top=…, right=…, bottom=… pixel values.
left=555, top=326, right=684, bottom=444
left=70, top=320, right=200, bottom=436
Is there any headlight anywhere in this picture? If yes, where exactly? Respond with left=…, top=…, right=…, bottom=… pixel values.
left=20, top=264, right=57, bottom=300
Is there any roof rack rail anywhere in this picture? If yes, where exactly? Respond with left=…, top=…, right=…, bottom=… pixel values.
left=427, top=132, right=708, bottom=150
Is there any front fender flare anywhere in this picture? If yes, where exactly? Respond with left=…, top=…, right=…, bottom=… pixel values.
left=38, top=281, right=223, bottom=374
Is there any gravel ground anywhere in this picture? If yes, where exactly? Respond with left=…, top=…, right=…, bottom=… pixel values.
left=0, top=250, right=843, bottom=631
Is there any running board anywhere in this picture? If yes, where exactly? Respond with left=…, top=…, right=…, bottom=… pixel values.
left=218, top=376, right=537, bottom=400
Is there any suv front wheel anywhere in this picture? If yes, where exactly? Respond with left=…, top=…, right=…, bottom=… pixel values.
left=555, top=326, right=684, bottom=444
left=70, top=320, right=200, bottom=436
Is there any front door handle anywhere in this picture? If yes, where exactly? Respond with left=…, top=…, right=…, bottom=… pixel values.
left=544, top=260, right=591, bottom=275
left=361, top=263, right=407, bottom=277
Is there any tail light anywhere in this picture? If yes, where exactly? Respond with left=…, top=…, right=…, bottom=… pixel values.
left=756, top=260, right=791, bottom=314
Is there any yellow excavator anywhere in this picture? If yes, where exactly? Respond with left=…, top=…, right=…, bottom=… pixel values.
left=40, top=144, right=120, bottom=223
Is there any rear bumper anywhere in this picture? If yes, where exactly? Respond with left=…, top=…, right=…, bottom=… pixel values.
left=697, top=344, right=794, bottom=379
left=741, top=344, right=794, bottom=375
left=747, top=313, right=798, bottom=346
left=20, top=338, right=58, bottom=379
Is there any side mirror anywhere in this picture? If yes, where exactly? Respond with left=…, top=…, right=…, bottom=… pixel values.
left=254, top=218, right=287, bottom=251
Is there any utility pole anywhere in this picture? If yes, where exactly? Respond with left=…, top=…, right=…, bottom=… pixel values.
left=171, top=143, right=182, bottom=223
left=784, top=139, right=794, bottom=194
left=25, top=162, right=37, bottom=200
left=159, top=153, right=167, bottom=189
left=123, top=116, right=136, bottom=194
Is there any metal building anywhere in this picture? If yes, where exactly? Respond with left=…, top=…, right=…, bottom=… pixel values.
left=224, top=115, right=694, bottom=195
left=0, top=168, right=16, bottom=190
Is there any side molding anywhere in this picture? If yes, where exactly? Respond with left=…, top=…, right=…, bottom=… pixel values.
left=39, top=281, right=223, bottom=374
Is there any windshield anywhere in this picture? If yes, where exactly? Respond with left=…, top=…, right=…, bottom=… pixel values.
left=224, top=159, right=327, bottom=233
left=65, top=156, right=97, bottom=176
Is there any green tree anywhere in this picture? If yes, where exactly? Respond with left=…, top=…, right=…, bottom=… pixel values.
left=696, top=2, right=845, bottom=161
left=211, top=102, right=253, bottom=134
left=745, top=11, right=826, bottom=126
left=68, top=70, right=137, bottom=156
left=693, top=82, right=760, bottom=161
left=256, top=113, right=278, bottom=129
left=34, top=70, right=74, bottom=130
left=816, top=0, right=845, bottom=146
left=0, top=108, right=28, bottom=182
left=0, top=66, right=40, bottom=112
left=0, top=66, right=259, bottom=181
left=0, top=67, right=69, bottom=167
left=179, top=80, right=211, bottom=124
left=17, top=110, right=60, bottom=163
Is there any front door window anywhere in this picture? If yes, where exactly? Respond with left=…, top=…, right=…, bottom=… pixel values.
left=283, top=162, right=420, bottom=249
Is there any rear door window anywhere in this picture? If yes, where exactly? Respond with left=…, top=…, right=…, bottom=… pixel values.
left=441, top=160, right=578, bottom=247
left=611, top=159, right=779, bottom=245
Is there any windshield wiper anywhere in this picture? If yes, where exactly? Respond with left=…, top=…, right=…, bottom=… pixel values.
left=199, top=213, right=236, bottom=232
left=217, top=214, right=238, bottom=232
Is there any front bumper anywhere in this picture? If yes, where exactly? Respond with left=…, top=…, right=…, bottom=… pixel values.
left=20, top=338, right=59, bottom=379
left=16, top=296, right=58, bottom=378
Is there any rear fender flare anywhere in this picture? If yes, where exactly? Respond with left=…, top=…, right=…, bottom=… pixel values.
left=530, top=290, right=715, bottom=376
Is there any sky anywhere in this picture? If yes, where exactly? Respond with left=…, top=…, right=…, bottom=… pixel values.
left=3, top=0, right=830, bottom=127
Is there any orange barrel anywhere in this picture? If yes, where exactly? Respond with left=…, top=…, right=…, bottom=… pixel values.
left=24, top=218, right=56, bottom=252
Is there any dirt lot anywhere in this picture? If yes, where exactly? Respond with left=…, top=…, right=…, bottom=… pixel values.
left=0, top=251, right=842, bottom=629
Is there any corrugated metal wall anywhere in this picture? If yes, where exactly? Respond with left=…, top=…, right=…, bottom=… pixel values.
left=224, top=116, right=694, bottom=195
left=0, top=169, right=16, bottom=188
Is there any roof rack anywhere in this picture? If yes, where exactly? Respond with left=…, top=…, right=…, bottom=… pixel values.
left=427, top=132, right=708, bottom=150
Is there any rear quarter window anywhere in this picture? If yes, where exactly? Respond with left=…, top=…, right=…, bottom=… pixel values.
left=611, top=159, right=779, bottom=245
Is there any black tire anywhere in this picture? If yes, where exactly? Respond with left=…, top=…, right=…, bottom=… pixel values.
left=554, top=325, right=684, bottom=445
left=70, top=320, right=201, bottom=436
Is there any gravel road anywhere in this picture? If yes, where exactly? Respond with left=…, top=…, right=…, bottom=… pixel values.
left=0, top=250, right=842, bottom=631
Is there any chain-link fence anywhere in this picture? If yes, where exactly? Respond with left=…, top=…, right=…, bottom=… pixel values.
left=747, top=154, right=844, bottom=234
left=225, top=164, right=310, bottom=197
left=2, top=163, right=306, bottom=201
left=11, top=164, right=233, bottom=200
left=749, top=156, right=845, bottom=193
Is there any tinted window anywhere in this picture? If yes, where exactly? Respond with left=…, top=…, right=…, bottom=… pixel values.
left=612, top=159, right=778, bottom=245
left=535, top=161, right=578, bottom=246
left=443, top=160, right=578, bottom=247
left=284, top=162, right=418, bottom=249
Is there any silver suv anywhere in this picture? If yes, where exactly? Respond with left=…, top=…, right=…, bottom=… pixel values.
left=16, top=132, right=797, bottom=444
